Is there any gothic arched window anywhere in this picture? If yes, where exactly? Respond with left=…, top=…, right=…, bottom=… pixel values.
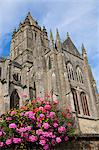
left=76, top=66, right=83, bottom=83
left=72, top=89, right=80, bottom=114
left=80, top=92, right=90, bottom=116
left=66, top=62, right=74, bottom=80
left=10, top=89, right=20, bottom=109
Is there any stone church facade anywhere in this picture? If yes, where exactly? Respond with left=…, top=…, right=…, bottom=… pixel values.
left=0, top=12, right=99, bottom=149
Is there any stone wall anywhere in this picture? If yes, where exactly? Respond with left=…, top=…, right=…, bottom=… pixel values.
left=55, top=135, right=99, bottom=150
left=78, top=117, right=99, bottom=134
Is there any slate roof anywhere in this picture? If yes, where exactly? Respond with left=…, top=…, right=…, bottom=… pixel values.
left=62, top=36, right=81, bottom=58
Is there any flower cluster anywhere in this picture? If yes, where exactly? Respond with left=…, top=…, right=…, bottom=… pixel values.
left=0, top=97, right=76, bottom=150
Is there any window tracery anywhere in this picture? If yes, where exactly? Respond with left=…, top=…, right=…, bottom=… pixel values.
left=72, top=88, right=80, bottom=114
left=76, top=66, right=83, bottom=83
left=66, top=62, right=74, bottom=80
left=80, top=92, right=90, bottom=116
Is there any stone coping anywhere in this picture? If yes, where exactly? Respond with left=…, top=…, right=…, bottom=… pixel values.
left=76, top=134, right=99, bottom=140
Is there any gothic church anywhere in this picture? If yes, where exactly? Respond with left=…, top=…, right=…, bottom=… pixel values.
left=0, top=12, right=99, bottom=149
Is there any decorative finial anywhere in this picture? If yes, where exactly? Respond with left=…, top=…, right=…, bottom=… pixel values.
left=43, top=26, right=46, bottom=31
left=82, top=43, right=86, bottom=54
left=56, top=28, right=59, bottom=36
left=42, top=26, right=47, bottom=36
left=67, top=32, right=69, bottom=38
left=12, top=28, right=16, bottom=36
left=27, top=11, right=31, bottom=17
left=13, top=28, right=16, bottom=32
left=19, top=22, right=22, bottom=28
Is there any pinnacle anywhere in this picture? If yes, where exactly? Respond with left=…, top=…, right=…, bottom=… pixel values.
left=82, top=43, right=85, bottom=50
left=50, top=30, right=54, bottom=41
left=56, top=28, right=60, bottom=39
left=67, top=32, right=69, bottom=38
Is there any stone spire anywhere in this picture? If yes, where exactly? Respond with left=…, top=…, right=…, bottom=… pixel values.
left=50, top=30, right=54, bottom=50
left=67, top=32, right=69, bottom=38
left=82, top=43, right=87, bottom=59
left=56, top=28, right=61, bottom=50
left=82, top=43, right=86, bottom=54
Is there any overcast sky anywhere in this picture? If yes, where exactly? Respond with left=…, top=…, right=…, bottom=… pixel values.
left=0, top=0, right=99, bottom=90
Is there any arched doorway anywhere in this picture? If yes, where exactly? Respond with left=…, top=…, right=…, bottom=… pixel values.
left=10, top=89, right=20, bottom=109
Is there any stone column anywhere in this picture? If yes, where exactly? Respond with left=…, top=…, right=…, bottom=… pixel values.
left=57, top=52, right=67, bottom=108
left=76, top=88, right=83, bottom=115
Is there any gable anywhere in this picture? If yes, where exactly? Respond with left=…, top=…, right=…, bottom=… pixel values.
left=62, top=36, right=81, bottom=57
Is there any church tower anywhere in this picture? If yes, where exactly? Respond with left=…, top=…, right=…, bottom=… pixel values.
left=0, top=13, right=99, bottom=143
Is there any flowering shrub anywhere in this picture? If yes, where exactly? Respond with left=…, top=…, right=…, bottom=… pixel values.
left=0, top=97, right=76, bottom=150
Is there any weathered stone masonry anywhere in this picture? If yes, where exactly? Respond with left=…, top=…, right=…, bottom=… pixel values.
left=0, top=12, right=99, bottom=149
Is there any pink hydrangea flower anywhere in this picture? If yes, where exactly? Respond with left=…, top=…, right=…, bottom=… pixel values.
left=49, top=112, right=55, bottom=118
left=37, top=97, right=44, bottom=102
left=36, top=129, right=43, bottom=135
left=6, top=139, right=12, bottom=145
left=42, top=131, right=49, bottom=137
left=44, top=144, right=49, bottom=150
left=0, top=142, right=3, bottom=147
left=22, top=133, right=28, bottom=139
left=43, top=122, right=50, bottom=130
left=25, top=111, right=35, bottom=120
left=0, top=131, right=2, bottom=136
left=38, top=122, right=41, bottom=128
left=39, top=106, right=44, bottom=111
left=40, top=114, right=45, bottom=118
left=26, top=126, right=32, bottom=131
left=17, top=127, right=27, bottom=133
left=6, top=117, right=12, bottom=121
left=44, top=104, right=51, bottom=110
left=58, top=126, right=66, bottom=133
left=13, top=138, right=21, bottom=144
left=52, top=139, right=55, bottom=145
left=53, top=123, right=58, bottom=128
left=29, top=135, right=37, bottom=142
left=45, top=102, right=49, bottom=105
left=10, top=110, right=16, bottom=116
left=17, top=126, right=32, bottom=133
left=9, top=123, right=17, bottom=129
left=40, top=136, right=45, bottom=140
left=65, top=136, right=69, bottom=142
left=39, top=139, right=46, bottom=146
left=56, top=137, right=61, bottom=143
